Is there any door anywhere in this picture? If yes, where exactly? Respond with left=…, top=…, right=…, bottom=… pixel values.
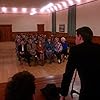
left=0, top=25, right=12, bottom=41
left=37, top=24, right=44, bottom=32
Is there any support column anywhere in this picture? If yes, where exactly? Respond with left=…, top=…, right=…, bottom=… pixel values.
left=52, top=12, right=56, bottom=33
left=67, top=4, right=76, bottom=36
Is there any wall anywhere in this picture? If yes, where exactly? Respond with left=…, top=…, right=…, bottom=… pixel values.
left=0, top=10, right=68, bottom=33
left=56, top=9, right=68, bottom=33
left=0, top=0, right=100, bottom=36
left=56, top=0, right=100, bottom=36
left=76, top=0, right=100, bottom=36
left=46, top=13, right=52, bottom=32
left=0, top=14, right=50, bottom=32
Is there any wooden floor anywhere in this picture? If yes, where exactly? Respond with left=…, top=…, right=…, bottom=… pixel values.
left=0, top=42, right=67, bottom=83
left=0, top=42, right=80, bottom=100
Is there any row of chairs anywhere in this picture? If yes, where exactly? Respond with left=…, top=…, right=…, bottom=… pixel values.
left=17, top=50, right=69, bottom=66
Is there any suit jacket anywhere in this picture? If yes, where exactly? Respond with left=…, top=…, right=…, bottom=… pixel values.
left=18, top=44, right=27, bottom=53
left=60, top=42, right=100, bottom=100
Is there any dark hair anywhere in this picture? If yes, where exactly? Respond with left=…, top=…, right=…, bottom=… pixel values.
left=5, top=71, right=35, bottom=100
left=76, top=26, right=93, bottom=42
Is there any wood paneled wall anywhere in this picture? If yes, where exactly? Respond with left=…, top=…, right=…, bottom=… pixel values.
left=11, top=31, right=100, bottom=46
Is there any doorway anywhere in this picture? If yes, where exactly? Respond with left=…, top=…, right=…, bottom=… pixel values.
left=0, top=25, right=12, bottom=41
left=37, top=24, right=44, bottom=32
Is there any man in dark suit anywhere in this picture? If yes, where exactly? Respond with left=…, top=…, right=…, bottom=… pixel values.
left=60, top=26, right=100, bottom=100
left=17, top=39, right=31, bottom=66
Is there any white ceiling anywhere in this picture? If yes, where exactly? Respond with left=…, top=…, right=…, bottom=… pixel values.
left=0, top=0, right=96, bottom=14
left=0, top=0, right=96, bottom=8
left=0, top=0, right=60, bottom=8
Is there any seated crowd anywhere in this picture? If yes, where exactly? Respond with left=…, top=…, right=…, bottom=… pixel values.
left=15, top=33, right=69, bottom=66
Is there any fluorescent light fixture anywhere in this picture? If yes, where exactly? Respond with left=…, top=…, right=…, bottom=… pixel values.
left=46, top=9, right=51, bottom=13
left=56, top=4, right=62, bottom=10
left=53, top=5, right=58, bottom=11
left=74, top=0, right=81, bottom=4
left=49, top=7, right=54, bottom=12
left=31, top=8, right=36, bottom=12
left=67, top=0, right=74, bottom=5
left=1, top=7, right=7, bottom=13
left=22, top=8, right=27, bottom=13
left=40, top=3, right=54, bottom=13
left=30, top=8, right=37, bottom=15
left=61, top=1, right=68, bottom=8
left=12, top=7, right=17, bottom=13
left=30, top=11, right=37, bottom=15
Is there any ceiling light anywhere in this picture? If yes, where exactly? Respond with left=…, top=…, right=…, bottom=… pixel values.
left=40, top=3, right=54, bottom=13
left=61, top=1, right=68, bottom=8
left=56, top=4, right=62, bottom=10
left=46, top=9, right=51, bottom=13
left=53, top=6, right=58, bottom=11
left=22, top=8, right=27, bottom=13
left=1, top=7, right=7, bottom=13
left=67, top=0, right=74, bottom=5
left=30, top=11, right=37, bottom=15
left=74, top=0, right=81, bottom=4
left=49, top=7, right=55, bottom=12
left=31, top=8, right=36, bottom=12
left=12, top=7, right=17, bottom=13
left=30, top=8, right=37, bottom=15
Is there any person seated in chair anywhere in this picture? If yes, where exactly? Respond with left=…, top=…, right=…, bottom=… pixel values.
left=61, top=37, right=68, bottom=61
left=54, top=37, right=63, bottom=64
left=17, top=39, right=32, bottom=66
left=27, top=38, right=36, bottom=56
left=36, top=40, right=45, bottom=66
left=45, top=38, right=55, bottom=63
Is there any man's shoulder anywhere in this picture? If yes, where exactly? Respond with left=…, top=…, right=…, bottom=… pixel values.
left=70, top=43, right=82, bottom=50
left=70, top=43, right=100, bottom=52
left=71, top=42, right=100, bottom=48
left=92, top=43, right=100, bottom=47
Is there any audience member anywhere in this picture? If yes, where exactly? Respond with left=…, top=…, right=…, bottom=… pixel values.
left=36, top=40, right=45, bottom=66
left=45, top=38, right=55, bottom=63
left=17, top=39, right=32, bottom=66
left=61, top=37, right=68, bottom=61
left=54, top=37, right=63, bottom=64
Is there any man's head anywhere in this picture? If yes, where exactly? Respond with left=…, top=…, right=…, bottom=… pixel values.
left=75, top=26, right=93, bottom=45
left=61, top=37, right=66, bottom=43
left=5, top=71, right=35, bottom=100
